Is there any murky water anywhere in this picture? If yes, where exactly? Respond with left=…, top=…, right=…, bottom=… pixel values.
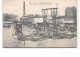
left=3, top=26, right=77, bottom=48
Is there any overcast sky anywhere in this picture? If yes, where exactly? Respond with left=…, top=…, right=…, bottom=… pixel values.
left=3, top=0, right=77, bottom=17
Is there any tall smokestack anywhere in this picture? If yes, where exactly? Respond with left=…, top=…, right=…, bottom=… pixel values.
left=23, top=1, right=25, bottom=16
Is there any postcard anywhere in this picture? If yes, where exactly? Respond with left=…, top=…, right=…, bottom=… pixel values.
left=3, top=0, right=77, bottom=48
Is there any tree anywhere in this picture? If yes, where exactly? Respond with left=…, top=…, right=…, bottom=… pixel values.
left=9, top=14, right=18, bottom=19
left=3, top=13, right=18, bottom=21
left=3, top=13, right=10, bottom=21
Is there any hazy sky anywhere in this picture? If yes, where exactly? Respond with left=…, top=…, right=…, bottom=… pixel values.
left=3, top=0, right=77, bottom=17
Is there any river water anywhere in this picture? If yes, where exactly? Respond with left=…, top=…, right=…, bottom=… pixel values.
left=3, top=26, right=77, bottom=48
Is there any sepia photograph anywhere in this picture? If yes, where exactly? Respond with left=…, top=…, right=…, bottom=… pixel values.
left=3, top=0, right=77, bottom=48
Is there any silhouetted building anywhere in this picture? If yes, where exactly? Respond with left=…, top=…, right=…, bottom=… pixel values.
left=20, top=14, right=34, bottom=27
left=65, top=7, right=77, bottom=23
left=65, top=7, right=72, bottom=17
left=65, top=7, right=76, bottom=18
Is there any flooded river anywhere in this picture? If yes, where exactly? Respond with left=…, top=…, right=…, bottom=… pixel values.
left=3, top=27, right=77, bottom=48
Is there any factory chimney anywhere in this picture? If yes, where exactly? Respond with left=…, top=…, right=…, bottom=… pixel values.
left=23, top=1, right=25, bottom=16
